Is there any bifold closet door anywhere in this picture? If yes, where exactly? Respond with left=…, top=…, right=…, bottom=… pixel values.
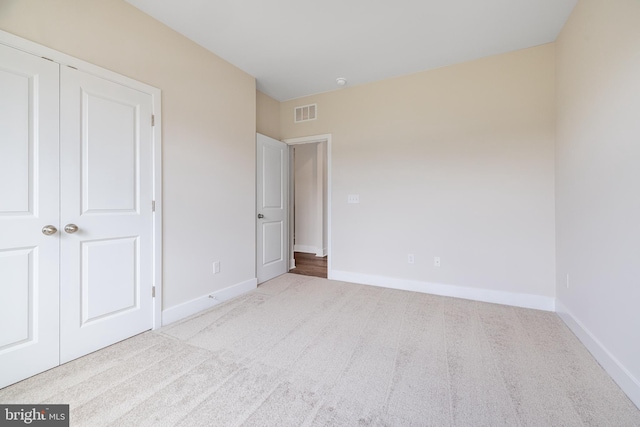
left=59, top=67, right=154, bottom=363
left=0, top=44, right=60, bottom=388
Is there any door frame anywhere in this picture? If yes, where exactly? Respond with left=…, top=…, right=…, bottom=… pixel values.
left=0, top=30, right=164, bottom=328
left=283, top=134, right=332, bottom=279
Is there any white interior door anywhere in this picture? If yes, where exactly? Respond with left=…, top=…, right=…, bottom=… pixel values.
left=59, top=67, right=154, bottom=363
left=256, top=133, right=288, bottom=284
left=0, top=44, right=60, bottom=388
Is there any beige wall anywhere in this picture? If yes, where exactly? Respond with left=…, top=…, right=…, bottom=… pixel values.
left=556, top=0, right=640, bottom=405
left=256, top=91, right=281, bottom=140
left=0, top=0, right=257, bottom=310
left=281, top=44, right=557, bottom=298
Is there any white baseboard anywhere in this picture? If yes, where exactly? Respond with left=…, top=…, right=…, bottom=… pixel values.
left=556, top=300, right=640, bottom=408
left=290, top=258, right=296, bottom=269
left=316, top=248, right=327, bottom=257
left=330, top=270, right=555, bottom=312
left=161, top=278, right=257, bottom=326
left=294, top=245, right=318, bottom=254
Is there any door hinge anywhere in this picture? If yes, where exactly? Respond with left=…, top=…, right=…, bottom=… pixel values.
left=151, top=115, right=155, bottom=126
left=152, top=286, right=156, bottom=298
left=152, top=200, right=156, bottom=212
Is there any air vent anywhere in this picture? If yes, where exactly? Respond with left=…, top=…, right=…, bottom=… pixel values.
left=294, top=104, right=317, bottom=123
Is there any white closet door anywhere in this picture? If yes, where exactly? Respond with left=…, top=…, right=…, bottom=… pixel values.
left=59, top=67, right=154, bottom=363
left=0, top=44, right=60, bottom=388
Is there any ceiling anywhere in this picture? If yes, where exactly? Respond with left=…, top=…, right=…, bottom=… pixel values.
left=126, top=0, right=577, bottom=101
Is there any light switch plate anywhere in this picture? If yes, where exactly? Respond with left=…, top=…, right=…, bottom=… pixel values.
left=347, top=194, right=360, bottom=204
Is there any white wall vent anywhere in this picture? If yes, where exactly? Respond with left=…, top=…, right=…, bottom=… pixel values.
left=294, top=104, right=317, bottom=123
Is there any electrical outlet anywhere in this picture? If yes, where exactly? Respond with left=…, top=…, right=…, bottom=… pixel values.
left=407, top=254, right=415, bottom=264
left=213, top=261, right=220, bottom=274
left=434, top=257, right=441, bottom=267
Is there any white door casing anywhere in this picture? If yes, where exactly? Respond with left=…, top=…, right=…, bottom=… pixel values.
left=0, top=44, right=60, bottom=387
left=59, top=67, right=154, bottom=363
left=291, top=142, right=327, bottom=257
left=284, top=134, right=333, bottom=279
left=256, top=133, right=289, bottom=284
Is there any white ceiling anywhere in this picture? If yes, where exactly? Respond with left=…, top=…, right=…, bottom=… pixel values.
left=126, top=0, right=577, bottom=101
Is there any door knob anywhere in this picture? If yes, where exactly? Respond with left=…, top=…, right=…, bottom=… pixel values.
left=42, top=225, right=58, bottom=235
left=258, top=214, right=264, bottom=219
left=64, top=224, right=79, bottom=234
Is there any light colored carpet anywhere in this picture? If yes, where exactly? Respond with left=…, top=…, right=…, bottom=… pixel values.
left=1, top=273, right=639, bottom=426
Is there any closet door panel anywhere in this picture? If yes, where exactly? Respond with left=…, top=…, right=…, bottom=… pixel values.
left=0, top=44, right=60, bottom=388
left=59, top=67, right=154, bottom=363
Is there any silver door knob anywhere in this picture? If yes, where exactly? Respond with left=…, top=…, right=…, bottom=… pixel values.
left=258, top=214, right=264, bottom=219
left=42, top=225, right=58, bottom=235
left=64, top=224, right=79, bottom=234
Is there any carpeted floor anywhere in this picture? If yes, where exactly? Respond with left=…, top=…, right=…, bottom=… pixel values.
left=1, top=273, right=639, bottom=426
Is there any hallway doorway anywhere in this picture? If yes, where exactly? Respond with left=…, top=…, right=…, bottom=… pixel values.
left=284, top=134, right=332, bottom=279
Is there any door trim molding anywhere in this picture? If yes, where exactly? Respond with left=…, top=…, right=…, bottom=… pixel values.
left=283, top=134, right=332, bottom=279
left=0, top=29, right=164, bottom=329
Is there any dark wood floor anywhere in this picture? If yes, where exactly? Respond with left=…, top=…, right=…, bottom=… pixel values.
left=289, top=252, right=327, bottom=278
